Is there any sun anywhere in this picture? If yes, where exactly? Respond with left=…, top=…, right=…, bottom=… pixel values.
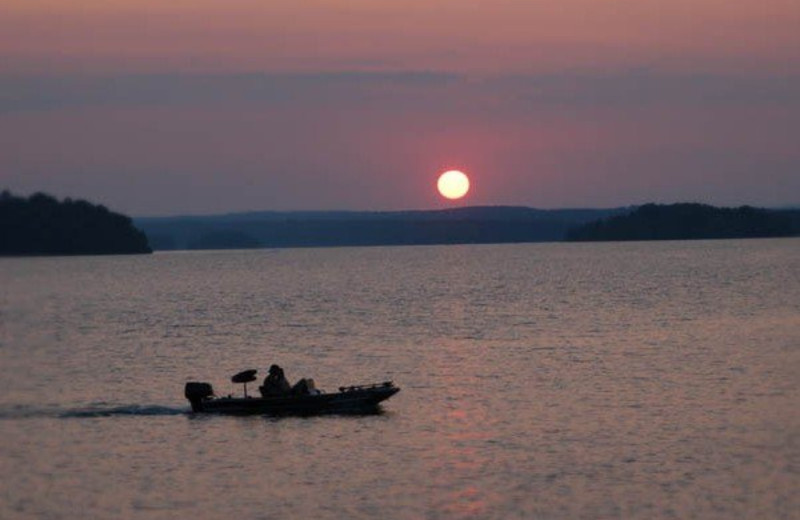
left=437, top=170, right=470, bottom=200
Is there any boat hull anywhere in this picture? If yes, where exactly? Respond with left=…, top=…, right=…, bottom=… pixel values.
left=187, top=382, right=399, bottom=416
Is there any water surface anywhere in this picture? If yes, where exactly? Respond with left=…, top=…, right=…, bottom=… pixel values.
left=1, top=240, right=798, bottom=519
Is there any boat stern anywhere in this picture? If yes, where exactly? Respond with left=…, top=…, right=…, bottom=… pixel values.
left=184, top=382, right=214, bottom=412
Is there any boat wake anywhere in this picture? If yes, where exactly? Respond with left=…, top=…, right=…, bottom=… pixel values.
left=0, top=404, right=188, bottom=420
left=61, top=404, right=188, bottom=418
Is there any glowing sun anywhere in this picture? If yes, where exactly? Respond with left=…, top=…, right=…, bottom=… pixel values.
left=437, top=170, right=470, bottom=200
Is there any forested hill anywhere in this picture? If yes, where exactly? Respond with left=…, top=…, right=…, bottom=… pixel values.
left=1, top=191, right=152, bottom=256
left=566, top=203, right=799, bottom=242
left=135, top=206, right=624, bottom=250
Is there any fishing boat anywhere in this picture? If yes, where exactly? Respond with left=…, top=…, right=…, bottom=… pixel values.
left=184, top=369, right=399, bottom=415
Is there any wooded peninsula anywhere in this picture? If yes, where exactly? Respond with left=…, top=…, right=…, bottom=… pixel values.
left=566, top=203, right=798, bottom=242
left=1, top=191, right=152, bottom=256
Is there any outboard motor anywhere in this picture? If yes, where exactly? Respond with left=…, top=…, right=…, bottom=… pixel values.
left=185, top=382, right=214, bottom=412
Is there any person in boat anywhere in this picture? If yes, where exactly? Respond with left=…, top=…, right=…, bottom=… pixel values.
left=260, top=364, right=291, bottom=396
left=291, top=377, right=318, bottom=395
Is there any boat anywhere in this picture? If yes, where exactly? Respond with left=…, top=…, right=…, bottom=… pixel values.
left=184, top=369, right=400, bottom=415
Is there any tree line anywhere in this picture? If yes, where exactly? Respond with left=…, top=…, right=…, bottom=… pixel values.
left=566, top=203, right=799, bottom=242
left=1, top=191, right=152, bottom=256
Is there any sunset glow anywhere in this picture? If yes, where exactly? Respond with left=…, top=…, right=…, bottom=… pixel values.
left=437, top=170, right=470, bottom=200
left=0, top=0, right=798, bottom=214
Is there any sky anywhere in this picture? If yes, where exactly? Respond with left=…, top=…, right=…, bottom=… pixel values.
left=1, top=0, right=799, bottom=216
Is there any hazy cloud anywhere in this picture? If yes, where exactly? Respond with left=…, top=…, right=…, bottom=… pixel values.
left=2, top=70, right=798, bottom=115
left=2, top=69, right=798, bottom=214
left=0, top=71, right=459, bottom=114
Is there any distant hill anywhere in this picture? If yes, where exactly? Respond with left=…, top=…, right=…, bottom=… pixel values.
left=135, top=206, right=626, bottom=250
left=0, top=191, right=152, bottom=256
left=566, top=203, right=799, bottom=242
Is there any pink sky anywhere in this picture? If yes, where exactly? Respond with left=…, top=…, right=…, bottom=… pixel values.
left=1, top=1, right=799, bottom=214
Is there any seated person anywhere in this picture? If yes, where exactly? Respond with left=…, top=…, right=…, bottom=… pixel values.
left=260, top=364, right=291, bottom=396
left=291, top=377, right=319, bottom=396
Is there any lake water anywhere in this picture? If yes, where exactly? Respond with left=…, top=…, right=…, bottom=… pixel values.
left=1, top=240, right=798, bottom=519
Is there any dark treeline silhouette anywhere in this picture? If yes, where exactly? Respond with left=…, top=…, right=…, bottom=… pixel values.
left=1, top=191, right=152, bottom=256
left=135, top=207, right=624, bottom=250
left=566, top=203, right=799, bottom=242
